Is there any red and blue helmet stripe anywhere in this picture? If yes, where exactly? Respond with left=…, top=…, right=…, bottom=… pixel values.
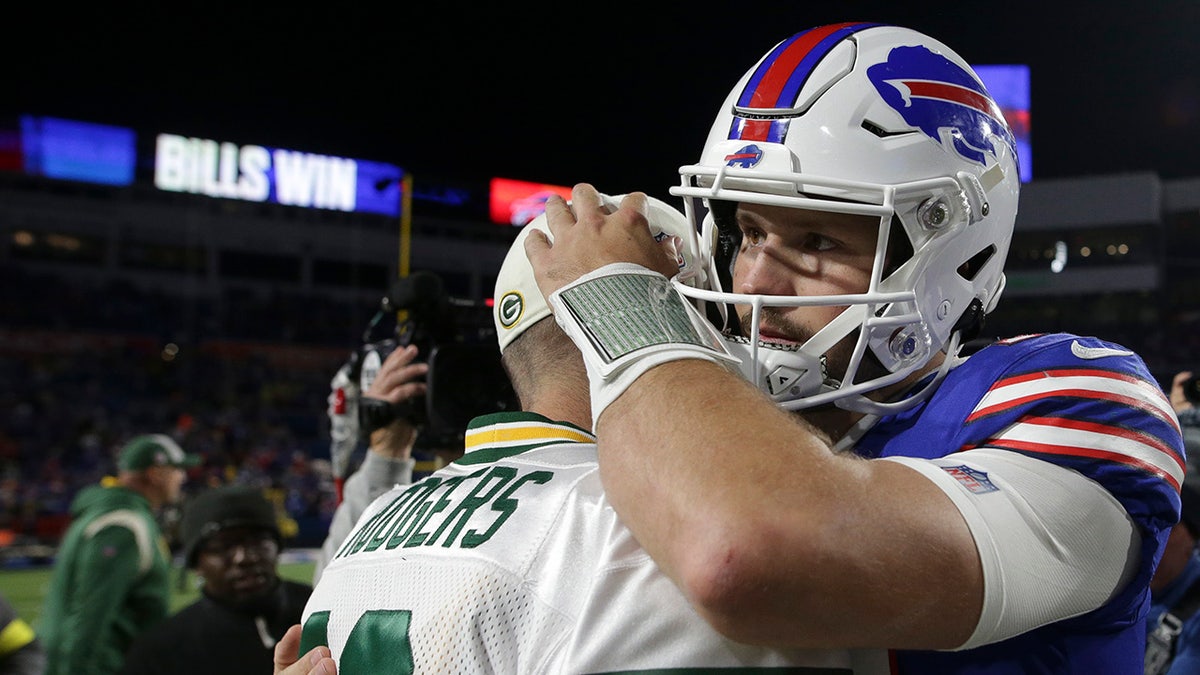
left=730, top=22, right=882, bottom=143
left=727, top=22, right=1017, bottom=170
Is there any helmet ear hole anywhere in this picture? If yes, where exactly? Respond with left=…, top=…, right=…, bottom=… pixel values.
left=958, top=245, right=997, bottom=282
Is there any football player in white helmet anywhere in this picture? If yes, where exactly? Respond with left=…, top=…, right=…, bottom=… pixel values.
left=671, top=20, right=1019, bottom=417
left=526, top=23, right=1183, bottom=674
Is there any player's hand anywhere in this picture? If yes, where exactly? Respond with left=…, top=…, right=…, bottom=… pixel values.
left=366, top=344, right=428, bottom=406
left=525, top=183, right=681, bottom=302
left=365, top=345, right=428, bottom=458
left=1171, top=371, right=1195, bottom=412
left=274, top=625, right=337, bottom=675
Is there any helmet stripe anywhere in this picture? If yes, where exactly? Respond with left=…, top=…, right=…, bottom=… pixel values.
left=732, top=22, right=881, bottom=142
left=894, top=79, right=1006, bottom=124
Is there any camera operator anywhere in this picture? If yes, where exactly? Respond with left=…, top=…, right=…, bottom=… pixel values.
left=311, top=271, right=516, bottom=585
left=312, top=343, right=427, bottom=584
left=1146, top=370, right=1200, bottom=674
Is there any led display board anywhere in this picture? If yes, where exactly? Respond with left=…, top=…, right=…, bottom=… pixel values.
left=489, top=177, right=574, bottom=226
left=975, top=64, right=1032, bottom=183
left=3, top=117, right=407, bottom=217
left=19, top=116, right=137, bottom=186
left=153, top=133, right=405, bottom=217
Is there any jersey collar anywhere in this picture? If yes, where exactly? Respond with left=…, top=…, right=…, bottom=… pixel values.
left=456, top=411, right=595, bottom=466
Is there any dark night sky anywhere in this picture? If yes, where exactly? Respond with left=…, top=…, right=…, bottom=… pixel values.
left=7, top=2, right=1200, bottom=203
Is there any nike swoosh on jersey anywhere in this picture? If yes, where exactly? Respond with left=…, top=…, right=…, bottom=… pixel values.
left=1070, top=340, right=1133, bottom=360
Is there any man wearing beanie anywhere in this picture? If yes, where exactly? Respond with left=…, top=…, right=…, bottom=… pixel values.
left=122, top=485, right=310, bottom=675
left=41, top=433, right=199, bottom=675
left=1145, top=372, right=1200, bottom=674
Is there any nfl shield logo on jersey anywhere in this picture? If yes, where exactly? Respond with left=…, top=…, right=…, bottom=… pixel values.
left=943, top=465, right=1000, bottom=494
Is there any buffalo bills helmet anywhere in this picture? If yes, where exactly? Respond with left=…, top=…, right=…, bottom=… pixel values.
left=670, top=22, right=1020, bottom=414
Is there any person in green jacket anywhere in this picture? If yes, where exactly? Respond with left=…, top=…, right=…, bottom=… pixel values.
left=39, top=434, right=199, bottom=675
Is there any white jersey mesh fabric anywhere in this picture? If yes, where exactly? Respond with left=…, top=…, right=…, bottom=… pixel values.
left=315, top=557, right=569, bottom=673
left=303, top=414, right=889, bottom=674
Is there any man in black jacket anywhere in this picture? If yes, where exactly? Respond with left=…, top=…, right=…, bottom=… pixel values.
left=122, top=485, right=310, bottom=675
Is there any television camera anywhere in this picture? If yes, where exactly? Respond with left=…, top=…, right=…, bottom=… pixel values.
left=337, top=271, right=517, bottom=460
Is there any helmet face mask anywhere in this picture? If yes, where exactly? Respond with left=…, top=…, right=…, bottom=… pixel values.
left=669, top=23, right=1020, bottom=414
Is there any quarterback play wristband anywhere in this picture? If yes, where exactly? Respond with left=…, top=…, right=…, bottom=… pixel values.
left=548, top=263, right=739, bottom=425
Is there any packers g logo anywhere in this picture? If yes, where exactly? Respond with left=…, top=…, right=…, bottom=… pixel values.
left=498, top=291, right=524, bottom=329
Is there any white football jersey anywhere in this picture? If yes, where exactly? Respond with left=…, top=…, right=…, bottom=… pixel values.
left=303, top=411, right=888, bottom=674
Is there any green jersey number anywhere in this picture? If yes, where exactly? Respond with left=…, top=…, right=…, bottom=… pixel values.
left=300, top=609, right=414, bottom=674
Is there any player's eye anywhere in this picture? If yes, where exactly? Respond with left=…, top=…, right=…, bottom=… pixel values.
left=740, top=226, right=766, bottom=248
left=803, top=233, right=838, bottom=252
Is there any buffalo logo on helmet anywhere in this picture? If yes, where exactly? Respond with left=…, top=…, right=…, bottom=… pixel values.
left=723, top=143, right=764, bottom=169
left=867, top=44, right=1018, bottom=168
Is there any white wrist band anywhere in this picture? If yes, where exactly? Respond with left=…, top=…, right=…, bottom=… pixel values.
left=548, top=263, right=739, bottom=426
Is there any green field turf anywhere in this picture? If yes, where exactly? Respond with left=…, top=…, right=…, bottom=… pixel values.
left=0, top=560, right=316, bottom=631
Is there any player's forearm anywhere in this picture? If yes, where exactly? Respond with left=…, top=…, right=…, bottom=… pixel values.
left=596, top=360, right=839, bottom=633
left=596, top=359, right=981, bottom=648
left=360, top=448, right=415, bottom=497
left=368, top=422, right=416, bottom=461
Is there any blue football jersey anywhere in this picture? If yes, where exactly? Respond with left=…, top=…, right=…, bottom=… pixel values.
left=854, top=333, right=1184, bottom=673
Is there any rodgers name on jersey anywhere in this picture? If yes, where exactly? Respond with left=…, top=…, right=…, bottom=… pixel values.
left=302, top=413, right=889, bottom=673
left=334, top=465, right=554, bottom=558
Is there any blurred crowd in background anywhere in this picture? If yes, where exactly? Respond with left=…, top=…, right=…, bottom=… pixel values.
left=0, top=266, right=382, bottom=560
